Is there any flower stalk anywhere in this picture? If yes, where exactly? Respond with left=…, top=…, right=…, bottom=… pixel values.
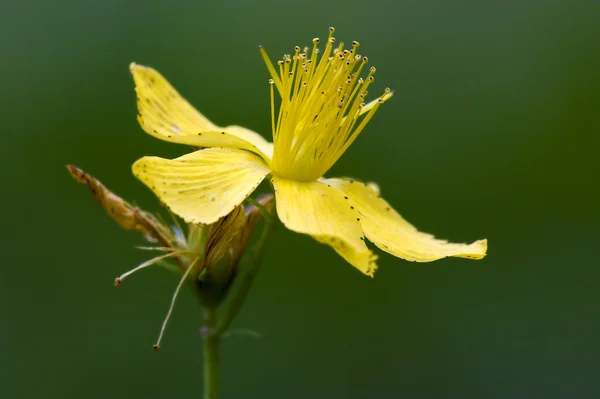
left=216, top=197, right=277, bottom=335
left=203, top=309, right=219, bottom=399
left=201, top=194, right=277, bottom=398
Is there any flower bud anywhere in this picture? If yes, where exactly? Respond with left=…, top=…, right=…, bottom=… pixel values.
left=195, top=194, right=274, bottom=309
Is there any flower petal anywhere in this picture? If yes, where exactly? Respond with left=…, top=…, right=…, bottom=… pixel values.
left=130, top=63, right=273, bottom=161
left=325, top=178, right=488, bottom=262
left=271, top=177, right=378, bottom=276
left=133, top=148, right=271, bottom=224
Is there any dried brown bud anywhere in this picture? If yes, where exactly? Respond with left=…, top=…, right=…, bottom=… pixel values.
left=66, top=165, right=173, bottom=247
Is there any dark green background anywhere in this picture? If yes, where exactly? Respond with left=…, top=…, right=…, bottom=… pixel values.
left=2, top=1, right=599, bottom=398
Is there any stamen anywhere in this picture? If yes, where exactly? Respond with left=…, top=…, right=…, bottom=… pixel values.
left=259, top=45, right=283, bottom=95
left=153, top=257, right=201, bottom=350
left=114, top=251, right=186, bottom=287
left=263, top=28, right=393, bottom=181
left=356, top=88, right=395, bottom=117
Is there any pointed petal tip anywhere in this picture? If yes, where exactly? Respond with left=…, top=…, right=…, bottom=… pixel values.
left=457, top=239, right=488, bottom=260
left=472, top=238, right=488, bottom=252
left=129, top=62, right=149, bottom=73
left=366, top=262, right=378, bottom=278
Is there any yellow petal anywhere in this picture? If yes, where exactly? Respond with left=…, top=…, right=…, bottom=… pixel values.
left=133, top=148, right=271, bottom=224
left=130, top=63, right=273, bottom=161
left=271, top=177, right=378, bottom=276
left=325, top=178, right=487, bottom=262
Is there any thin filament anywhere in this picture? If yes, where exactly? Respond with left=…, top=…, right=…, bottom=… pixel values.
left=153, top=256, right=200, bottom=350
left=135, top=246, right=182, bottom=252
left=114, top=251, right=186, bottom=287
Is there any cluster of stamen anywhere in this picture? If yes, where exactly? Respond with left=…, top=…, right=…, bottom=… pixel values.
left=260, top=27, right=394, bottom=181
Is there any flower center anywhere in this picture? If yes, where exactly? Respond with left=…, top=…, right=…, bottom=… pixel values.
left=260, top=27, right=393, bottom=182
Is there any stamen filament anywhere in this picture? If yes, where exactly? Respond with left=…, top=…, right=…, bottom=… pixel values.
left=259, top=46, right=283, bottom=95
left=336, top=96, right=384, bottom=159
left=356, top=89, right=395, bottom=117
left=269, top=80, right=276, bottom=140
left=114, top=251, right=187, bottom=287
left=153, top=256, right=201, bottom=350
left=135, top=246, right=182, bottom=252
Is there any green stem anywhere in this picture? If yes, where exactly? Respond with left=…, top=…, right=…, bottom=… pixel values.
left=203, top=309, right=219, bottom=399
left=202, top=199, right=276, bottom=399
left=215, top=208, right=277, bottom=335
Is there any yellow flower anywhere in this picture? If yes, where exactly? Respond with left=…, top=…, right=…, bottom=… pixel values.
left=131, top=28, right=487, bottom=277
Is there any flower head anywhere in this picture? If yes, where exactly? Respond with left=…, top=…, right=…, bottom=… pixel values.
left=130, top=28, right=487, bottom=277
left=261, top=27, right=393, bottom=181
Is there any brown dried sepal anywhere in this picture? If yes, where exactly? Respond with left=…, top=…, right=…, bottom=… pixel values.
left=66, top=165, right=169, bottom=243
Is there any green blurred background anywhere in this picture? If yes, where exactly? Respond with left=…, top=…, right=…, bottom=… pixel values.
left=2, top=1, right=599, bottom=398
